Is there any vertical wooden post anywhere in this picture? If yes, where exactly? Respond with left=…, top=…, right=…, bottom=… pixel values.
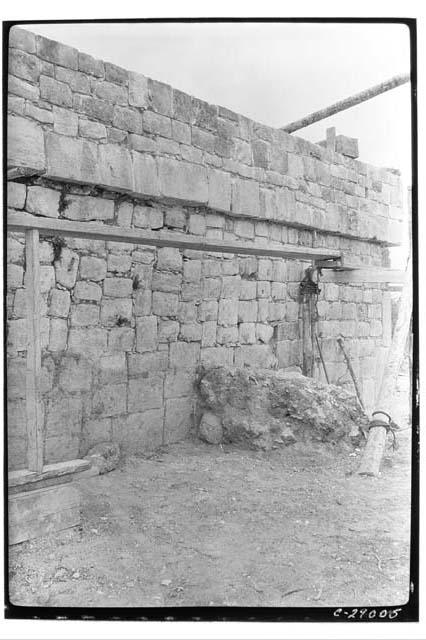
left=25, top=229, right=43, bottom=473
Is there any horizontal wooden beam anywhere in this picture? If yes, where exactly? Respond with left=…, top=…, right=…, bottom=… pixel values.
left=8, top=459, right=91, bottom=488
left=7, top=211, right=341, bottom=262
left=320, top=267, right=405, bottom=284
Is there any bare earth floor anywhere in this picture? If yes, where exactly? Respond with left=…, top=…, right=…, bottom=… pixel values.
left=9, top=374, right=412, bottom=609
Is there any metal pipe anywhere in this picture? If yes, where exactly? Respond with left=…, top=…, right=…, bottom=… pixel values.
left=281, top=74, right=410, bottom=133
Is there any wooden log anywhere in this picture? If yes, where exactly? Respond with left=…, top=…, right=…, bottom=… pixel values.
left=358, top=256, right=412, bottom=476
left=281, top=74, right=410, bottom=133
left=8, top=484, right=81, bottom=545
left=25, top=229, right=43, bottom=473
left=8, top=211, right=341, bottom=262
left=8, top=459, right=91, bottom=489
left=337, top=337, right=365, bottom=410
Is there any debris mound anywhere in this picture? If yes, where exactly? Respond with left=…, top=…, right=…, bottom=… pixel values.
left=198, top=366, right=368, bottom=450
left=85, top=442, right=121, bottom=474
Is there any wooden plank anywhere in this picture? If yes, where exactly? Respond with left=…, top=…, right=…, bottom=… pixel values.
left=8, top=211, right=342, bottom=262
left=8, top=459, right=91, bottom=488
left=319, top=267, right=405, bottom=284
left=8, top=484, right=81, bottom=545
left=25, top=228, right=43, bottom=473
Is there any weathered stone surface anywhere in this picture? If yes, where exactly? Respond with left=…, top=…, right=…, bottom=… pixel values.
left=40, top=75, right=72, bottom=108
left=232, top=178, right=260, bottom=217
left=112, top=409, right=163, bottom=453
left=9, top=48, right=40, bottom=82
left=103, top=277, right=133, bottom=298
left=132, top=152, right=159, bottom=197
left=157, top=247, right=182, bottom=272
left=199, top=367, right=368, bottom=450
left=48, top=288, right=70, bottom=318
left=86, top=437, right=119, bottom=473
left=128, top=351, right=168, bottom=376
left=129, top=71, right=149, bottom=108
left=78, top=51, right=104, bottom=77
left=136, top=316, right=157, bottom=352
left=8, top=115, right=45, bottom=173
left=8, top=74, right=39, bottom=101
left=45, top=132, right=101, bottom=184
left=152, top=292, right=179, bottom=317
left=79, top=118, right=107, bottom=140
left=36, top=34, right=78, bottom=69
left=26, top=186, right=60, bottom=218
left=54, top=248, right=79, bottom=288
left=128, top=374, right=164, bottom=412
left=108, top=327, right=135, bottom=352
left=208, top=168, right=232, bottom=212
left=71, top=303, right=99, bottom=326
left=7, top=182, right=26, bottom=209
left=52, top=106, right=78, bottom=136
left=198, top=411, right=223, bottom=444
left=9, top=26, right=37, bottom=53
left=79, top=256, right=107, bottom=281
left=55, top=66, right=90, bottom=93
left=92, top=383, right=127, bottom=417
left=49, top=318, right=68, bottom=351
left=100, top=298, right=132, bottom=326
left=99, top=143, right=133, bottom=191
left=63, top=195, right=114, bottom=222
left=158, top=158, right=208, bottom=203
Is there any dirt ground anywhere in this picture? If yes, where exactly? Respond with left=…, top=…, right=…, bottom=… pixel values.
left=8, top=372, right=412, bottom=609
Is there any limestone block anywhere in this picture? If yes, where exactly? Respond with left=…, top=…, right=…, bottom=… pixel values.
left=77, top=51, right=103, bottom=77
left=143, top=111, right=171, bottom=137
left=108, top=327, right=134, bottom=352
left=7, top=264, right=24, bottom=289
left=98, top=353, right=127, bottom=385
left=107, top=254, right=131, bottom=274
left=7, top=319, right=27, bottom=352
left=48, top=318, right=68, bottom=351
left=45, top=132, right=101, bottom=184
left=51, top=106, right=78, bottom=136
left=238, top=300, right=258, bottom=323
left=9, top=48, right=39, bottom=83
left=235, top=344, right=277, bottom=369
left=92, top=383, right=127, bottom=417
left=158, top=319, right=179, bottom=342
left=48, top=288, right=70, bottom=318
left=73, top=94, right=114, bottom=123
left=239, top=322, right=256, bottom=344
left=172, top=88, right=192, bottom=123
left=132, top=152, right=160, bottom=197
left=9, top=26, right=36, bottom=53
left=191, top=127, right=215, bottom=153
left=216, top=326, right=238, bottom=345
left=169, top=341, right=200, bottom=368
left=257, top=281, right=271, bottom=298
left=136, top=316, right=158, bottom=352
left=103, top=277, right=133, bottom=298
left=172, top=120, right=191, bottom=144
left=8, top=75, right=39, bottom=102
left=78, top=118, right=107, bottom=140
left=203, top=278, right=221, bottom=299
left=98, top=144, right=133, bottom=191
left=231, top=178, right=260, bottom=217
left=252, top=139, right=270, bottom=169
left=199, top=300, right=218, bottom=322
left=164, top=369, right=195, bottom=398
left=202, top=321, right=217, bottom=347
left=36, top=34, right=78, bottom=69
left=112, top=105, right=142, bottom=133
left=58, top=356, right=92, bottom=392
left=234, top=219, right=254, bottom=238
left=203, top=260, right=221, bottom=277
left=8, top=115, right=45, bottom=174
left=239, top=280, right=257, bottom=300
left=133, top=290, right=152, bottom=317
left=256, top=323, right=274, bottom=344
left=100, top=298, right=132, bottom=326
left=128, top=352, right=168, bottom=377
left=128, top=70, right=149, bottom=107
left=54, top=248, right=79, bottom=289
left=189, top=213, right=206, bottom=236
left=40, top=75, right=72, bottom=108
left=183, top=260, right=202, bottom=283
left=269, top=302, right=286, bottom=322
left=152, top=292, right=179, bottom=317
left=7, top=182, right=26, bottom=210
left=201, top=346, right=234, bottom=368
left=149, top=78, right=172, bottom=116
left=271, top=282, right=286, bottom=301
left=157, top=247, right=183, bottom=272
left=112, top=409, right=163, bottom=454
left=258, top=259, right=273, bottom=280
left=152, top=271, right=182, bottom=293
left=26, top=186, right=60, bottom=218
left=180, top=323, right=202, bottom=342
left=221, top=275, right=241, bottom=298
left=79, top=255, right=107, bottom=281
left=208, top=168, right=232, bottom=212
left=218, top=299, right=238, bottom=327
left=74, top=281, right=102, bottom=301
left=163, top=397, right=193, bottom=443
left=324, top=283, right=339, bottom=301
left=128, top=375, right=164, bottom=412
left=70, top=303, right=99, bottom=327
left=158, top=157, right=208, bottom=204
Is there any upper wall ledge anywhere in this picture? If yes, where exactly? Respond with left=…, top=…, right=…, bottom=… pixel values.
left=7, top=27, right=404, bottom=246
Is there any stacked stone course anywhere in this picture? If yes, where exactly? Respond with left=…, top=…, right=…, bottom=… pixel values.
left=7, top=27, right=401, bottom=469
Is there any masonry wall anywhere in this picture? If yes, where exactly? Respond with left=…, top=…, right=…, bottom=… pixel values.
left=7, top=27, right=403, bottom=470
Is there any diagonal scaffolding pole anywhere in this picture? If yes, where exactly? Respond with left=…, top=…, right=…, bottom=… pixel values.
left=281, top=74, right=410, bottom=133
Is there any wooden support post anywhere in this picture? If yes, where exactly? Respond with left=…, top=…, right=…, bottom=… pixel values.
left=25, top=229, right=44, bottom=473
left=337, top=337, right=365, bottom=410
left=358, top=256, right=412, bottom=476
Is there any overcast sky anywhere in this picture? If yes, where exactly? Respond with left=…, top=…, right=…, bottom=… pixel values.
left=25, top=21, right=412, bottom=265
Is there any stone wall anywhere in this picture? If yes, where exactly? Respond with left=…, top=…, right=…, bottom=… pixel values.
left=7, top=27, right=403, bottom=470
